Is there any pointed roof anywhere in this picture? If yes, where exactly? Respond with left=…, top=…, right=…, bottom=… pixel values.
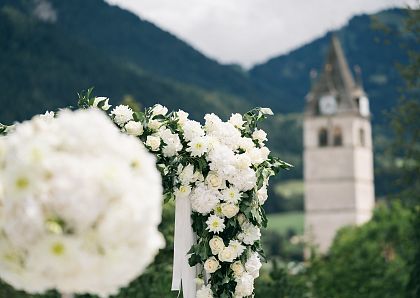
left=306, top=34, right=365, bottom=115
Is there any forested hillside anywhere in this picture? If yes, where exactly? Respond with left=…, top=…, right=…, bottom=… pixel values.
left=0, top=0, right=416, bottom=201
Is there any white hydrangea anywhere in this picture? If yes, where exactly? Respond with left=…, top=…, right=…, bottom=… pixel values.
left=229, top=240, right=245, bottom=258
left=197, top=284, right=213, bottom=298
left=110, top=105, right=133, bottom=127
left=158, top=128, right=182, bottom=157
left=234, top=273, right=254, bottom=297
left=238, top=222, right=261, bottom=245
left=228, top=168, right=257, bottom=191
left=245, top=253, right=262, bottom=278
left=190, top=184, right=219, bottom=214
left=0, top=109, right=164, bottom=297
left=183, top=119, right=205, bottom=142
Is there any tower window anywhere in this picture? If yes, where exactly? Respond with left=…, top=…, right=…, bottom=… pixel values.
left=318, top=128, right=328, bottom=147
left=359, top=128, right=365, bottom=146
left=333, top=127, right=343, bottom=146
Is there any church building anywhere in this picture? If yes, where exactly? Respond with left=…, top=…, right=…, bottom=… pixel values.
left=304, top=35, right=375, bottom=253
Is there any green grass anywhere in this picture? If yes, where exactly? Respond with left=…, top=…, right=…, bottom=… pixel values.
left=267, top=211, right=304, bottom=235
left=274, top=179, right=303, bottom=199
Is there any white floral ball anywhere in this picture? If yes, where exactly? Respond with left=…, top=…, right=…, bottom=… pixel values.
left=0, top=109, right=164, bottom=297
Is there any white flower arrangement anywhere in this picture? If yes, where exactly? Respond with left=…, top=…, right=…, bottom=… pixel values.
left=77, top=90, right=291, bottom=298
left=0, top=109, right=164, bottom=297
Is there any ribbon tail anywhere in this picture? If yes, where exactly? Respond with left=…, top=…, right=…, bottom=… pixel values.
left=171, top=196, right=197, bottom=298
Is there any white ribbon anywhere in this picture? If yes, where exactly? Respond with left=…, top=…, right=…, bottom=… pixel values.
left=171, top=196, right=197, bottom=298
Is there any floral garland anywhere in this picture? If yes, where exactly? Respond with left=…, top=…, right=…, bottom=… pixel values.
left=78, top=90, right=291, bottom=298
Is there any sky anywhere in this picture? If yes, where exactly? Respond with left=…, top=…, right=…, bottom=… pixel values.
left=106, top=0, right=414, bottom=68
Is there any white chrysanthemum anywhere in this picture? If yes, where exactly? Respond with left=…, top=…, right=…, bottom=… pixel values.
left=228, top=113, right=245, bottom=129
left=206, top=214, right=225, bottom=234
left=124, top=121, right=143, bottom=136
left=238, top=222, right=261, bottom=245
left=229, top=240, right=245, bottom=258
left=190, top=184, right=219, bottom=214
left=110, top=105, right=133, bottom=127
left=0, top=109, right=164, bottom=297
left=245, top=252, right=262, bottom=278
left=234, top=272, right=254, bottom=297
left=187, top=137, right=208, bottom=157
left=221, top=187, right=241, bottom=204
left=197, top=284, right=213, bottom=298
left=93, top=97, right=111, bottom=111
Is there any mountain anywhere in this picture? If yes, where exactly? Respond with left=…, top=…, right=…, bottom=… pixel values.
left=0, top=0, right=251, bottom=124
left=0, top=0, right=416, bottom=201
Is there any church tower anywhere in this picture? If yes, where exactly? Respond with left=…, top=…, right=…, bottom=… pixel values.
left=304, top=35, right=375, bottom=253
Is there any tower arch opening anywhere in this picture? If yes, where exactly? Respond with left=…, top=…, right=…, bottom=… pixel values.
left=318, top=128, right=328, bottom=147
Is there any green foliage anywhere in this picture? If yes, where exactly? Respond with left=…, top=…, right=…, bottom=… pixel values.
left=256, top=201, right=416, bottom=298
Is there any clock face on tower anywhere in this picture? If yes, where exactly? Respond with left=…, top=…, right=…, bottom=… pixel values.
left=319, top=95, right=337, bottom=115
left=359, top=96, right=370, bottom=117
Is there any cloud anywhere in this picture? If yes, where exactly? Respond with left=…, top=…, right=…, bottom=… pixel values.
left=106, top=0, right=414, bottom=67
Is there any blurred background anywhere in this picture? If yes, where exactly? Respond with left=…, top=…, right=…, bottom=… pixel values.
left=0, top=0, right=418, bottom=297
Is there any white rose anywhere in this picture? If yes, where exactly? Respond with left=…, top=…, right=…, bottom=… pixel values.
left=237, top=213, right=246, bottom=225
left=206, top=172, right=224, bottom=189
left=228, top=113, right=245, bottom=129
left=204, top=257, right=220, bottom=274
left=209, top=236, right=225, bottom=255
left=231, top=261, right=245, bottom=278
left=257, top=186, right=268, bottom=205
left=252, top=129, right=267, bottom=144
left=221, top=203, right=239, bottom=218
left=93, top=97, right=111, bottom=111
left=145, top=135, right=161, bottom=151
left=176, top=110, right=189, bottom=126
left=151, top=104, right=168, bottom=116
left=218, top=246, right=236, bottom=263
left=245, top=253, right=262, bottom=278
left=147, top=119, right=162, bottom=131
left=235, top=154, right=252, bottom=170
left=124, top=121, right=143, bottom=136
left=261, top=107, right=273, bottom=115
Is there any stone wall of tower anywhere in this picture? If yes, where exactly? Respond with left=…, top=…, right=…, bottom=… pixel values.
left=304, top=114, right=374, bottom=253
